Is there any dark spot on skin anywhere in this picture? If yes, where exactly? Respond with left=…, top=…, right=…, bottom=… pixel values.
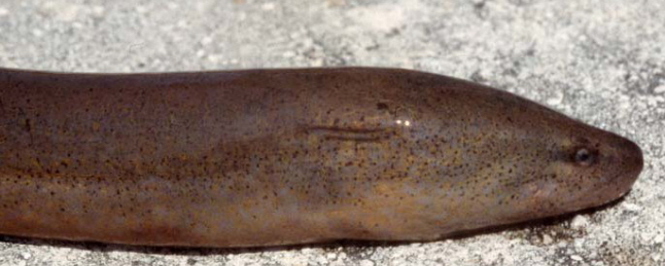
left=376, top=102, right=389, bottom=110
left=23, top=118, right=31, bottom=132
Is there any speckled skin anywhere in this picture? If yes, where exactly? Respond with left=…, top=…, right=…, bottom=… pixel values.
left=0, top=67, right=643, bottom=248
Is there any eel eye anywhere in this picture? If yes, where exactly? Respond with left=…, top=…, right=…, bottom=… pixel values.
left=574, top=148, right=596, bottom=166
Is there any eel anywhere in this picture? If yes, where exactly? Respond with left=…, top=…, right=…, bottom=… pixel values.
left=0, top=67, right=643, bottom=248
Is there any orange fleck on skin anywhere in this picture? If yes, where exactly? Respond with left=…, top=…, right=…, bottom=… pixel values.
left=0, top=67, right=643, bottom=248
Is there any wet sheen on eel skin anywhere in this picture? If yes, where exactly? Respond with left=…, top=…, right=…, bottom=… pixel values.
left=0, top=67, right=643, bottom=248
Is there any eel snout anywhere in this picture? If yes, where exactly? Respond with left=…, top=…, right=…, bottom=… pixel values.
left=570, top=128, right=643, bottom=208
left=608, top=135, right=643, bottom=195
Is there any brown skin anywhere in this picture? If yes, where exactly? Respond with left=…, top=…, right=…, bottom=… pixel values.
left=0, top=67, right=643, bottom=248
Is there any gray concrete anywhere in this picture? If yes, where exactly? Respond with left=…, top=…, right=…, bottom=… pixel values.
left=0, top=0, right=663, bottom=265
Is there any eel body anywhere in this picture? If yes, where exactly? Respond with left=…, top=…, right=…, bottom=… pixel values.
left=0, top=67, right=643, bottom=247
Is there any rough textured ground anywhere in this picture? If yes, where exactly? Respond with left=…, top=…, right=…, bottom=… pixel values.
left=0, top=0, right=663, bottom=265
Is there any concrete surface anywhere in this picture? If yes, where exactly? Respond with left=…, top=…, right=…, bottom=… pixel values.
left=0, top=0, right=663, bottom=265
